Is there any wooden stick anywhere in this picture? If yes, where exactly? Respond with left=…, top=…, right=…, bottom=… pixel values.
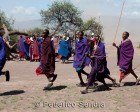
left=113, top=0, right=126, bottom=42
left=97, top=16, right=100, bottom=35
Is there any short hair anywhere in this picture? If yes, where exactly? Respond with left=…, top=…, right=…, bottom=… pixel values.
left=79, top=31, right=84, bottom=36
left=125, top=31, right=129, bottom=37
left=44, top=29, right=49, bottom=35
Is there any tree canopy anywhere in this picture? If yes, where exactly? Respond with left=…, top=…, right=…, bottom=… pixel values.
left=40, top=0, right=83, bottom=35
left=0, top=10, right=14, bottom=31
left=40, top=0, right=103, bottom=37
left=81, top=18, right=103, bottom=36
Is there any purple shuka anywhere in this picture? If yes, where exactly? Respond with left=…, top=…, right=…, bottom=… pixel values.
left=87, top=47, right=106, bottom=86
left=117, top=39, right=134, bottom=72
left=91, top=47, right=105, bottom=73
left=19, top=36, right=25, bottom=52
left=73, top=38, right=90, bottom=69
left=98, top=42, right=106, bottom=56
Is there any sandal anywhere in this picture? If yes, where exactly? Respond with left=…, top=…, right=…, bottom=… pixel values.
left=76, top=83, right=86, bottom=87
left=81, top=89, right=88, bottom=94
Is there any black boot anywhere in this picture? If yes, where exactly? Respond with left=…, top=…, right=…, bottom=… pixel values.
left=5, top=71, right=10, bottom=81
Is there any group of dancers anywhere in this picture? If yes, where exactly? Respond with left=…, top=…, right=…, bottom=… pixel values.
left=0, top=29, right=140, bottom=94
left=18, top=32, right=72, bottom=63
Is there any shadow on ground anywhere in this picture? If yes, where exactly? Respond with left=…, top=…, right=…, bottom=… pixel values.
left=123, top=82, right=140, bottom=86
left=43, top=85, right=67, bottom=91
left=0, top=90, right=25, bottom=96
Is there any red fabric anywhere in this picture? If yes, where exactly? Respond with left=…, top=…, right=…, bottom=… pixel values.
left=36, top=67, right=54, bottom=78
left=33, top=55, right=40, bottom=60
left=29, top=43, right=33, bottom=60
left=36, top=67, right=44, bottom=76
left=19, top=52, right=25, bottom=58
left=120, top=68, right=132, bottom=80
left=93, top=38, right=97, bottom=45
left=25, top=39, right=32, bottom=44
left=33, top=40, right=40, bottom=57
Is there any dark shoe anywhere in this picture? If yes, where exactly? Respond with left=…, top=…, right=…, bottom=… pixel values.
left=48, top=74, right=57, bottom=82
left=105, top=87, right=112, bottom=91
left=81, top=89, right=88, bottom=94
left=76, top=83, right=86, bottom=87
left=112, top=79, right=118, bottom=87
left=5, top=71, right=10, bottom=81
left=88, top=85, right=97, bottom=89
left=51, top=74, right=57, bottom=82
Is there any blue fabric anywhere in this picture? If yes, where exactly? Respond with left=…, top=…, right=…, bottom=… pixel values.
left=19, top=37, right=25, bottom=52
left=24, top=41, right=30, bottom=58
left=73, top=38, right=90, bottom=68
left=98, top=42, right=106, bottom=56
left=75, top=67, right=83, bottom=71
left=0, top=36, right=6, bottom=62
left=37, top=37, right=43, bottom=54
left=0, top=36, right=6, bottom=74
left=58, top=39, right=69, bottom=58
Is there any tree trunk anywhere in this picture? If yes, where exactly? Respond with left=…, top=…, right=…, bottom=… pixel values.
left=2, top=24, right=28, bottom=60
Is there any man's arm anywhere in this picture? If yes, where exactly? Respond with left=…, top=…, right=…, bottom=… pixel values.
left=112, top=42, right=119, bottom=48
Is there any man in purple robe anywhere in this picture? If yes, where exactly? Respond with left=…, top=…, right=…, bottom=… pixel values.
left=0, top=30, right=10, bottom=81
left=113, top=31, right=140, bottom=86
left=36, top=29, right=57, bottom=88
left=81, top=41, right=113, bottom=94
left=73, top=31, right=90, bottom=87
left=95, top=35, right=116, bottom=84
left=19, top=36, right=25, bottom=61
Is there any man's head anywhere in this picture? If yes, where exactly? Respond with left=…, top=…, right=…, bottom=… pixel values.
left=88, top=40, right=94, bottom=49
left=95, top=35, right=100, bottom=40
left=43, top=29, right=49, bottom=38
left=78, top=31, right=84, bottom=39
left=64, top=32, right=68, bottom=37
left=122, top=31, right=129, bottom=40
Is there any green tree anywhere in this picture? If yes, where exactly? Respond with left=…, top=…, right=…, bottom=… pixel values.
left=40, top=0, right=83, bottom=35
left=0, top=10, right=14, bottom=31
left=27, top=27, right=44, bottom=36
left=81, top=18, right=103, bottom=36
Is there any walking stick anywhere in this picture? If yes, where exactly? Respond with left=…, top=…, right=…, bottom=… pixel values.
left=113, top=0, right=126, bottom=42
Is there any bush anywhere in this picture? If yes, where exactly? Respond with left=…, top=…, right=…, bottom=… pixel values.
left=137, top=44, right=140, bottom=49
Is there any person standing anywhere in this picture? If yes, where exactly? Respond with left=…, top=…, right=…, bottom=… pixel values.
left=58, top=36, right=70, bottom=63
left=32, top=36, right=40, bottom=62
left=113, top=31, right=140, bottom=86
left=19, top=36, right=25, bottom=61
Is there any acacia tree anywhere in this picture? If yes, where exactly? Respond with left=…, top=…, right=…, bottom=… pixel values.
left=40, top=0, right=83, bottom=35
left=0, top=10, right=14, bottom=31
left=27, top=27, right=44, bottom=36
left=81, top=18, right=103, bottom=36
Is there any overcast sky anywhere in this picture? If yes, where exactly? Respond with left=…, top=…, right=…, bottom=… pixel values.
left=0, top=0, right=140, bottom=43
left=1, top=0, right=140, bottom=21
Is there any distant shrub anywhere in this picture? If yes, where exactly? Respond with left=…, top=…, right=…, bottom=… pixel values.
left=137, top=44, right=140, bottom=49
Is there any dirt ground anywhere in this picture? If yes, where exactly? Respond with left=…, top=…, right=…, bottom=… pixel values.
left=0, top=44, right=140, bottom=112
